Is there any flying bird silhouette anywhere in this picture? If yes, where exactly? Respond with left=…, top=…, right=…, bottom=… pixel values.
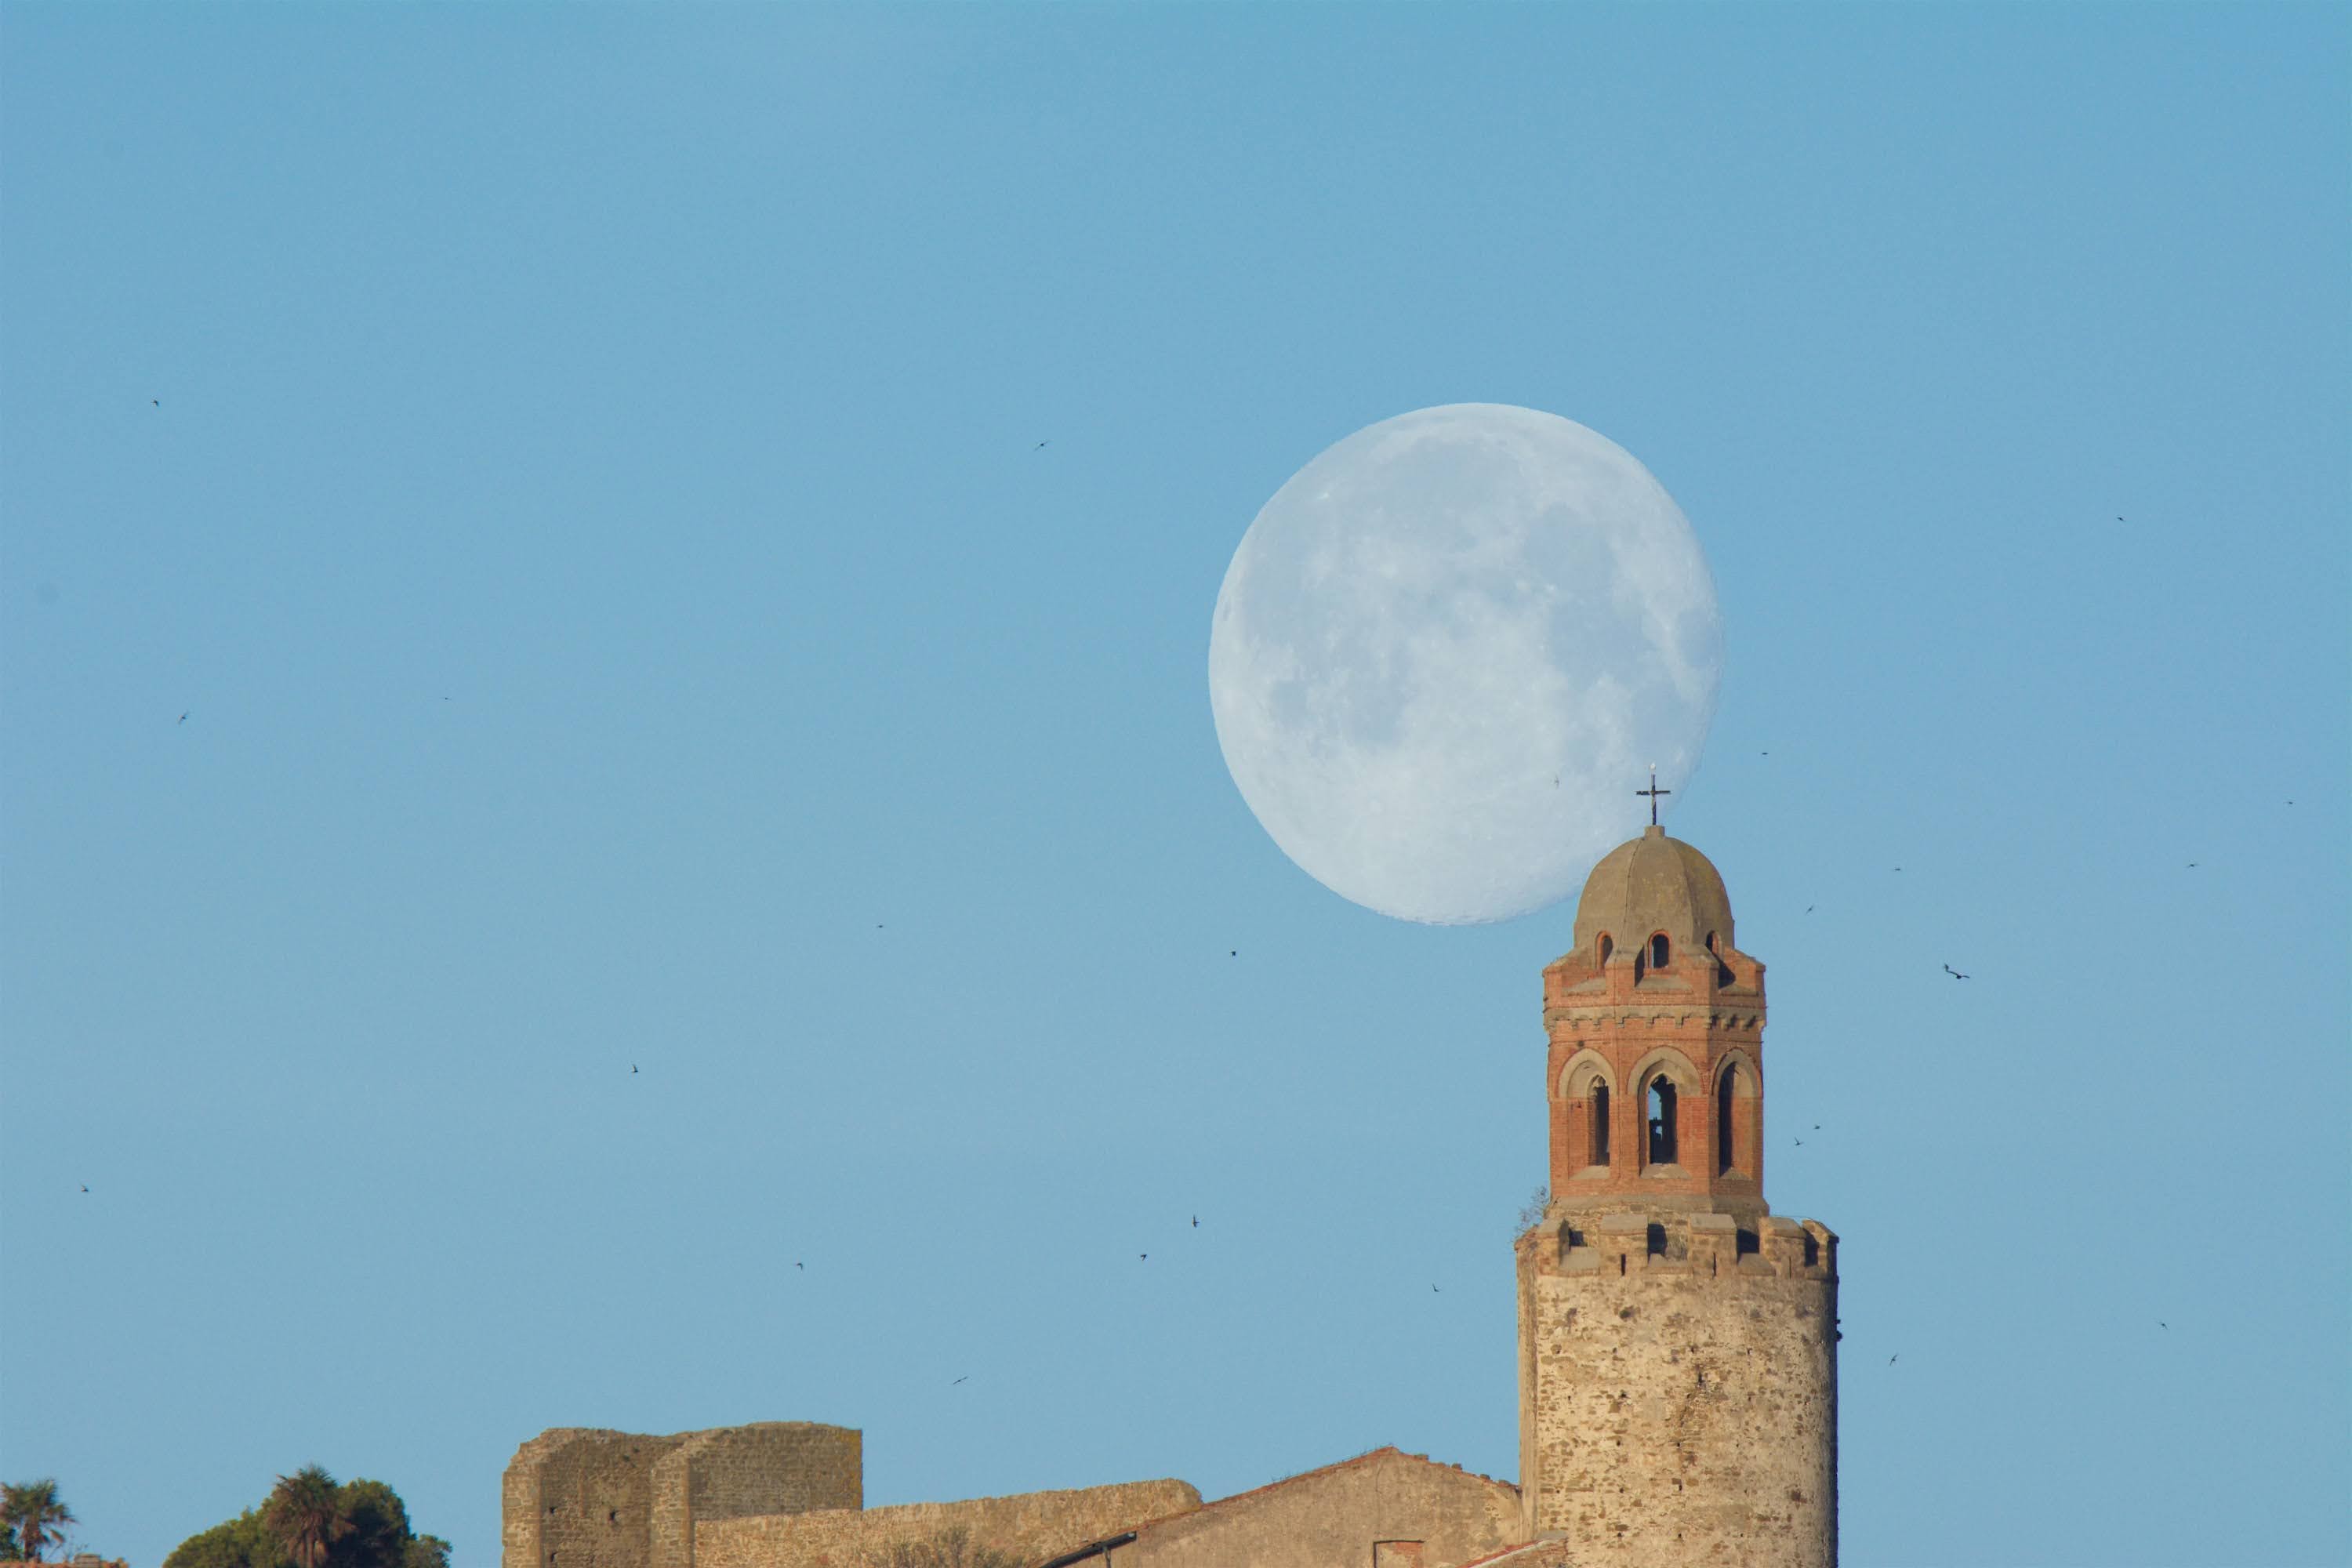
left=1432, top=1284, right=1441, bottom=1293
left=1192, top=1215, right=1199, bottom=1227
left=177, top=712, right=187, bottom=724
left=795, top=1261, right=804, bottom=1270
left=953, top=1375, right=969, bottom=1385
left=1943, top=964, right=1970, bottom=980
left=1035, top=441, right=1049, bottom=449
left=1889, top=1354, right=1899, bottom=1365
left=631, top=1064, right=638, bottom=1073
left=79, top=1184, right=89, bottom=1192
left=1139, top=1253, right=1148, bottom=1261
left=2158, top=1321, right=2168, bottom=1330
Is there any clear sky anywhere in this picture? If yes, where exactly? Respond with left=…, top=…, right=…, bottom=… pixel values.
left=2, top=5, right=2345, bottom=1566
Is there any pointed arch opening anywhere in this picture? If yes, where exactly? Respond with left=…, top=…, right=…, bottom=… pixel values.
left=1717, top=1062, right=1739, bottom=1175
left=1646, top=1075, right=1678, bottom=1166
left=1590, top=1081, right=1611, bottom=1167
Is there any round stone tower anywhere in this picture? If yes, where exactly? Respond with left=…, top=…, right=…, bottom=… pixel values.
left=1515, top=824, right=1838, bottom=1565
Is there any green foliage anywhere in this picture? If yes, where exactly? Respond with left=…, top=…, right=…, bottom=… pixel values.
left=2, top=1481, right=78, bottom=1563
left=2, top=1519, right=19, bottom=1559
left=263, top=1467, right=348, bottom=1568
left=165, top=1478, right=439, bottom=1568
left=161, top=1512, right=289, bottom=1568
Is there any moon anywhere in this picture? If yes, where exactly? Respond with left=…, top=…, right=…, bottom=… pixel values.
left=1208, top=403, right=1722, bottom=925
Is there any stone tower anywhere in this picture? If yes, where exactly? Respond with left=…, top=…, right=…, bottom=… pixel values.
left=1515, top=823, right=1838, bottom=1565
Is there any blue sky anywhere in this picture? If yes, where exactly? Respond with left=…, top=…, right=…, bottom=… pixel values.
left=2, top=5, right=2345, bottom=1566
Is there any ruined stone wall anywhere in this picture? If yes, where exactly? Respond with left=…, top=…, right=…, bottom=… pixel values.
left=505, top=1429, right=688, bottom=1568
left=1118, top=1450, right=1523, bottom=1568
left=1516, top=1210, right=1836, bottom=1567
left=650, top=1425, right=864, bottom=1568
left=692, top=1479, right=1200, bottom=1568
left=505, top=1425, right=862, bottom=1568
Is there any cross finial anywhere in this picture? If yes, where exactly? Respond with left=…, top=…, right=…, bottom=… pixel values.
left=1636, top=764, right=1671, bottom=827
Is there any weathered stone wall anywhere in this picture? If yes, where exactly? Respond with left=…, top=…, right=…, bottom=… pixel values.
left=505, top=1429, right=688, bottom=1568
left=1516, top=1210, right=1837, bottom=1567
left=651, top=1425, right=864, bottom=1568
left=693, top=1479, right=1199, bottom=1568
left=1112, top=1449, right=1522, bottom=1568
left=504, top=1425, right=862, bottom=1568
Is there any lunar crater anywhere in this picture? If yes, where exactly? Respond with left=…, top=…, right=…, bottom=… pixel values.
left=1209, top=403, right=1721, bottom=925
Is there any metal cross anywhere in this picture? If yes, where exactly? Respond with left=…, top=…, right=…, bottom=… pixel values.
left=1636, top=764, right=1671, bottom=826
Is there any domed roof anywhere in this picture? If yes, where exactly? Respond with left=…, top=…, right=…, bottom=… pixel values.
left=1571, top=826, right=1735, bottom=955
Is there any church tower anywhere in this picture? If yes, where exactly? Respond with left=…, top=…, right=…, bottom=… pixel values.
left=1515, top=817, right=1838, bottom=1565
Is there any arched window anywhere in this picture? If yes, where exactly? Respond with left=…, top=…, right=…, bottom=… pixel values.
left=1598, top=934, right=1613, bottom=964
left=1589, top=1082, right=1610, bottom=1167
left=1649, top=933, right=1671, bottom=970
left=1646, top=1075, right=1678, bottom=1166
left=1717, top=1063, right=1739, bottom=1174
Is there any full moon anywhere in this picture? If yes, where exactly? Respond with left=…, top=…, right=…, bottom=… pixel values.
left=1208, top=404, right=1722, bottom=925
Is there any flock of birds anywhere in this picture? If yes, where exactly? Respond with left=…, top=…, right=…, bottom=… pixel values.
left=136, top=455, right=2219, bottom=1371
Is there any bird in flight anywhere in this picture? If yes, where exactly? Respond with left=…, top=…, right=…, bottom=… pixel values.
left=1794, top=1138, right=1804, bottom=1147
left=1229, top=949, right=1237, bottom=957
left=795, top=1261, right=804, bottom=1270
left=1805, top=906, right=1815, bottom=913
left=952, top=1375, right=968, bottom=1385
left=631, top=1064, right=638, bottom=1073
left=1192, top=1215, right=1199, bottom=1228
left=1432, top=1283, right=1441, bottom=1293
left=79, top=1184, right=89, bottom=1192
left=1035, top=440, right=1049, bottom=449
left=177, top=712, right=188, bottom=724
left=2158, top=1321, right=2168, bottom=1330
left=2187, top=862, right=2198, bottom=869
left=1139, top=1253, right=1148, bottom=1261
left=152, top=399, right=159, bottom=407
left=1943, top=964, right=1970, bottom=980
left=1889, top=1354, right=1899, bottom=1365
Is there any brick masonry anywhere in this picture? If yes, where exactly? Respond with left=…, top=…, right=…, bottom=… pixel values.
left=1516, top=827, right=1838, bottom=1567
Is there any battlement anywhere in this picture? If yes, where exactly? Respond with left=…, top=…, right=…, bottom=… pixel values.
left=1517, top=1210, right=1835, bottom=1284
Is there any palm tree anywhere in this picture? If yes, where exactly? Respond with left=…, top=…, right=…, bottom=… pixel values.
left=2, top=1480, right=77, bottom=1563
left=263, top=1468, right=350, bottom=1568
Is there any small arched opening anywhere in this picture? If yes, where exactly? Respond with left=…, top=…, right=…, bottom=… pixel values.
left=1649, top=932, right=1671, bottom=971
left=1717, top=1062, right=1740, bottom=1174
left=1646, top=1075, right=1679, bottom=1166
left=1589, top=1081, right=1611, bottom=1167
left=1597, top=933, right=1613, bottom=965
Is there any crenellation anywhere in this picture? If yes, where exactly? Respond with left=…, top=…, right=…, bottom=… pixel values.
left=1522, top=825, right=1836, bottom=1566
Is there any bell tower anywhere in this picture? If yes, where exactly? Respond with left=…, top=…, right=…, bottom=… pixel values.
left=1515, top=818, right=1838, bottom=1565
